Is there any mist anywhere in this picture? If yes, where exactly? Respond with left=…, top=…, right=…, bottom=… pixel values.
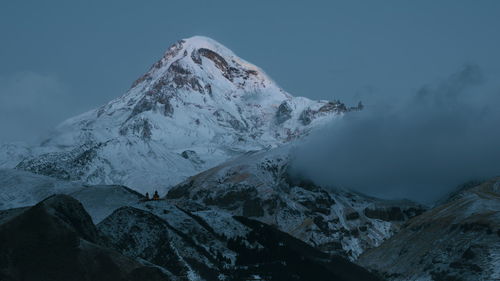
left=290, top=64, right=500, bottom=204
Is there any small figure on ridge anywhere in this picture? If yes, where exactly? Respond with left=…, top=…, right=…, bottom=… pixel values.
left=152, top=190, right=160, bottom=201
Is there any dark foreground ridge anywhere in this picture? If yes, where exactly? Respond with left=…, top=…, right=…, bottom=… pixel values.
left=0, top=194, right=171, bottom=281
left=0, top=194, right=383, bottom=281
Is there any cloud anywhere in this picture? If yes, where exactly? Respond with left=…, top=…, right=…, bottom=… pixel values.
left=290, top=64, right=500, bottom=204
left=0, top=72, right=75, bottom=143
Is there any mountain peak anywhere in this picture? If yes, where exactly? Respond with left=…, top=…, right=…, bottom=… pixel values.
left=16, top=37, right=349, bottom=192
left=181, top=35, right=234, bottom=54
left=129, top=35, right=268, bottom=93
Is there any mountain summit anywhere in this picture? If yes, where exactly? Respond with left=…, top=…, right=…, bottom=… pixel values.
left=15, top=36, right=348, bottom=192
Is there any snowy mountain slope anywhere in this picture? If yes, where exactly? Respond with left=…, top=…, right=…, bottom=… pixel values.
left=0, top=169, right=83, bottom=210
left=0, top=143, right=32, bottom=169
left=0, top=169, right=148, bottom=224
left=167, top=145, right=425, bottom=261
left=0, top=168, right=148, bottom=223
left=358, top=178, right=500, bottom=281
left=15, top=36, right=349, bottom=193
left=75, top=188, right=247, bottom=273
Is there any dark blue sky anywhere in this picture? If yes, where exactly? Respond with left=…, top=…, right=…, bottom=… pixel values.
left=1, top=0, right=500, bottom=142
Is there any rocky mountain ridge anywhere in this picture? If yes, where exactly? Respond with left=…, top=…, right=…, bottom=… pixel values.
left=166, top=145, right=425, bottom=261
left=0, top=186, right=383, bottom=281
left=358, top=178, right=500, bottom=281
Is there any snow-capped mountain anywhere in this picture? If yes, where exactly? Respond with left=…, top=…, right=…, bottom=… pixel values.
left=166, top=145, right=425, bottom=260
left=15, top=36, right=349, bottom=193
left=2, top=34, right=497, bottom=281
left=358, top=178, right=500, bottom=281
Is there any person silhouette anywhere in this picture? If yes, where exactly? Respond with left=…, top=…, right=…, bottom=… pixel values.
left=145, top=192, right=150, bottom=200
left=152, top=190, right=160, bottom=200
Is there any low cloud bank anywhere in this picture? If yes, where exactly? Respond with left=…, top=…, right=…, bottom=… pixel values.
left=291, top=64, right=500, bottom=204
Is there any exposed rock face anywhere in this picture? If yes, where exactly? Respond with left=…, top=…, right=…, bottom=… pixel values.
left=363, top=206, right=424, bottom=222
left=276, top=101, right=293, bottom=124
left=14, top=36, right=345, bottom=194
left=167, top=146, right=425, bottom=260
left=180, top=150, right=204, bottom=165
left=299, top=108, right=315, bottom=125
left=0, top=195, right=171, bottom=281
left=299, top=100, right=348, bottom=126
left=358, top=178, right=500, bottom=281
left=16, top=142, right=106, bottom=182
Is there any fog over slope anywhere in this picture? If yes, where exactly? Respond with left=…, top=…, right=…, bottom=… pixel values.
left=291, top=64, right=500, bottom=203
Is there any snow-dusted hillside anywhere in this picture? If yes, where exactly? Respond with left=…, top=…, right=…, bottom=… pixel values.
left=167, top=145, right=425, bottom=260
left=0, top=143, right=32, bottom=169
left=15, top=36, right=348, bottom=193
left=358, top=178, right=500, bottom=281
left=0, top=169, right=82, bottom=210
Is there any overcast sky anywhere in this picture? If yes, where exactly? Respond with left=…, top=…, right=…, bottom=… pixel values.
left=1, top=0, right=500, bottom=143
